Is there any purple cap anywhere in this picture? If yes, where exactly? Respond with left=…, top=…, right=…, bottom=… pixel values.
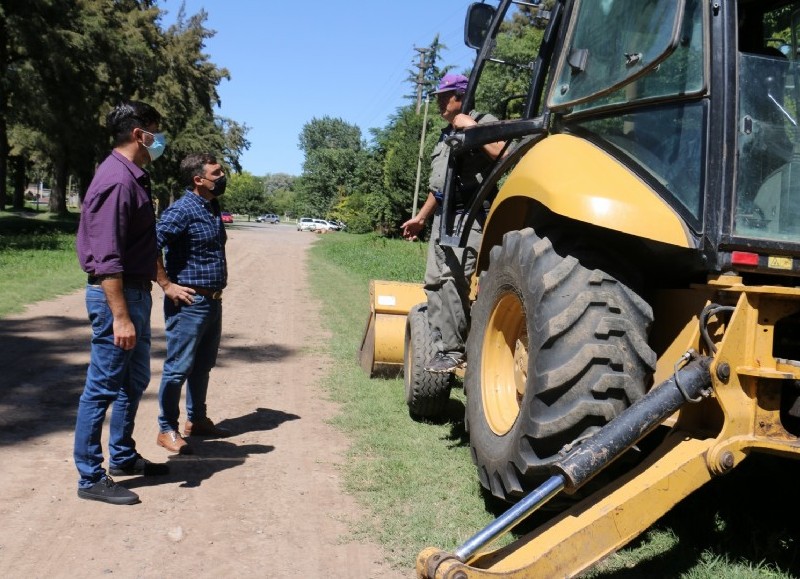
left=432, top=73, right=469, bottom=94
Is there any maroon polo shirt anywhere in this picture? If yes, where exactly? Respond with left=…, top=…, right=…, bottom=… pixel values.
left=76, top=150, right=157, bottom=280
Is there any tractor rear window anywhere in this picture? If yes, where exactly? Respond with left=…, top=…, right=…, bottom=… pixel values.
left=734, top=3, right=800, bottom=242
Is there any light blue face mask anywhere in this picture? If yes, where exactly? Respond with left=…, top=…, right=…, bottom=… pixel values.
left=141, top=130, right=167, bottom=162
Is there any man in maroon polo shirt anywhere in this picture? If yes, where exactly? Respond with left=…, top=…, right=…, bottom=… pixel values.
left=74, top=101, right=169, bottom=505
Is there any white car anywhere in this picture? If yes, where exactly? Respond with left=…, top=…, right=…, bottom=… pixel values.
left=297, top=217, right=315, bottom=232
left=312, top=219, right=333, bottom=231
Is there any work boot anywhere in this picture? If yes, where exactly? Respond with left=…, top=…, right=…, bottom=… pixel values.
left=157, top=430, right=190, bottom=454
left=184, top=417, right=231, bottom=438
left=77, top=476, right=139, bottom=505
left=424, top=352, right=465, bottom=374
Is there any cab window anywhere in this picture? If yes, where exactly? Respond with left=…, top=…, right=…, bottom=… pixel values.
left=564, top=0, right=707, bottom=226
left=549, top=0, right=695, bottom=110
left=734, top=2, right=800, bottom=242
left=472, top=3, right=547, bottom=120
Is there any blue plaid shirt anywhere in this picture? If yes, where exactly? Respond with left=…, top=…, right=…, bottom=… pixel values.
left=157, top=190, right=227, bottom=290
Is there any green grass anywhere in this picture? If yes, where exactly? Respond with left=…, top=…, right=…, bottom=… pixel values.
left=2, top=221, right=799, bottom=577
left=306, top=233, right=497, bottom=565
left=312, top=231, right=430, bottom=282
left=0, top=213, right=84, bottom=317
left=308, top=232, right=800, bottom=577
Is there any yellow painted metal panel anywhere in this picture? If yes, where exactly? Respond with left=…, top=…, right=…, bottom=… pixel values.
left=358, top=280, right=425, bottom=376
left=373, top=313, right=408, bottom=365
left=494, top=134, right=693, bottom=247
left=371, top=280, right=426, bottom=315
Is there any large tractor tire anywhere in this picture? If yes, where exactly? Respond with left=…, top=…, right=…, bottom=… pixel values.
left=465, top=228, right=656, bottom=502
left=404, top=303, right=454, bottom=419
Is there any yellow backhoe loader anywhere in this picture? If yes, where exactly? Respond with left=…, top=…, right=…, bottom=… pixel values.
left=361, top=0, right=800, bottom=575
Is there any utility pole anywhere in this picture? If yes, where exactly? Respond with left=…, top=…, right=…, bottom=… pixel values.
left=413, top=46, right=430, bottom=114
left=412, top=96, right=430, bottom=217
left=411, top=45, right=431, bottom=216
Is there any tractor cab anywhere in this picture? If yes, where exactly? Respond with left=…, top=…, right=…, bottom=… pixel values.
left=450, top=0, right=800, bottom=282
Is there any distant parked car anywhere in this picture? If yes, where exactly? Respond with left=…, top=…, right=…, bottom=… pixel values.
left=312, top=219, right=335, bottom=231
left=297, top=217, right=315, bottom=232
left=323, top=220, right=341, bottom=231
left=221, top=212, right=233, bottom=223
left=256, top=213, right=279, bottom=224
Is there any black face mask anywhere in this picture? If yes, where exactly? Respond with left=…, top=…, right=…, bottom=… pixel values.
left=210, top=175, right=227, bottom=196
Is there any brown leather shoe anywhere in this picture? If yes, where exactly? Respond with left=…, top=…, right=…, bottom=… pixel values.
left=184, top=417, right=231, bottom=438
left=157, top=430, right=190, bottom=454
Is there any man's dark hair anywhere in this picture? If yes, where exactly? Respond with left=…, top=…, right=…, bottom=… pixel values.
left=106, top=101, right=162, bottom=146
left=180, top=153, right=218, bottom=188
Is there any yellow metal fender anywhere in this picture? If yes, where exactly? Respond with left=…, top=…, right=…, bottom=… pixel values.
left=358, top=280, right=426, bottom=377
left=487, top=133, right=694, bottom=248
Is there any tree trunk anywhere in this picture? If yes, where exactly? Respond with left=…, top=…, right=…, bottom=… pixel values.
left=0, top=117, right=7, bottom=212
left=77, top=167, right=92, bottom=206
left=11, top=155, right=24, bottom=210
left=49, top=157, right=68, bottom=215
left=0, top=17, right=7, bottom=212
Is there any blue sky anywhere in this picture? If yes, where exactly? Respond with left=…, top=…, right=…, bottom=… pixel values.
left=158, top=0, right=479, bottom=177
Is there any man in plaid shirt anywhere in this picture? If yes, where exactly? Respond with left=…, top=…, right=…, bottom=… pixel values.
left=155, top=152, right=231, bottom=454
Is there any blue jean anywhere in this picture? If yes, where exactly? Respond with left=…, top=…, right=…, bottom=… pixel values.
left=157, top=294, right=222, bottom=432
left=74, top=285, right=152, bottom=488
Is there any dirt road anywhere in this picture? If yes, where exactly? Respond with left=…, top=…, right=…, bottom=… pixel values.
left=0, top=223, right=408, bottom=578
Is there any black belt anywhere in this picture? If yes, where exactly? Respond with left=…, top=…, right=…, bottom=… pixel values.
left=88, top=275, right=152, bottom=290
left=188, top=286, right=223, bottom=299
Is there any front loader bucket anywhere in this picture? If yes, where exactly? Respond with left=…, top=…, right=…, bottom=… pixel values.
left=358, top=280, right=425, bottom=378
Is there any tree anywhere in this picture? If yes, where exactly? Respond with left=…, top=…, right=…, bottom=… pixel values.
left=298, top=116, right=362, bottom=154
left=348, top=34, right=454, bottom=236
left=260, top=173, right=296, bottom=216
left=0, top=1, right=248, bottom=216
left=0, top=1, right=24, bottom=211
left=473, top=7, right=546, bottom=118
left=329, top=150, right=384, bottom=233
left=405, top=35, right=452, bottom=104
left=222, top=171, right=264, bottom=217
left=262, top=173, right=296, bottom=196
left=270, top=187, right=298, bottom=218
left=0, top=1, right=70, bottom=212
left=22, top=0, right=165, bottom=214
left=296, top=147, right=362, bottom=217
left=148, top=6, right=249, bottom=207
left=370, top=105, right=441, bottom=234
left=296, top=117, right=364, bottom=218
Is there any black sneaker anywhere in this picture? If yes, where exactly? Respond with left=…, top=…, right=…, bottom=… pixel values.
left=109, top=454, right=170, bottom=477
left=424, top=352, right=465, bottom=373
left=77, top=476, right=139, bottom=505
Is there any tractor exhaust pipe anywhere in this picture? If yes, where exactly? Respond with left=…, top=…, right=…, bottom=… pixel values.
left=453, top=352, right=713, bottom=564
